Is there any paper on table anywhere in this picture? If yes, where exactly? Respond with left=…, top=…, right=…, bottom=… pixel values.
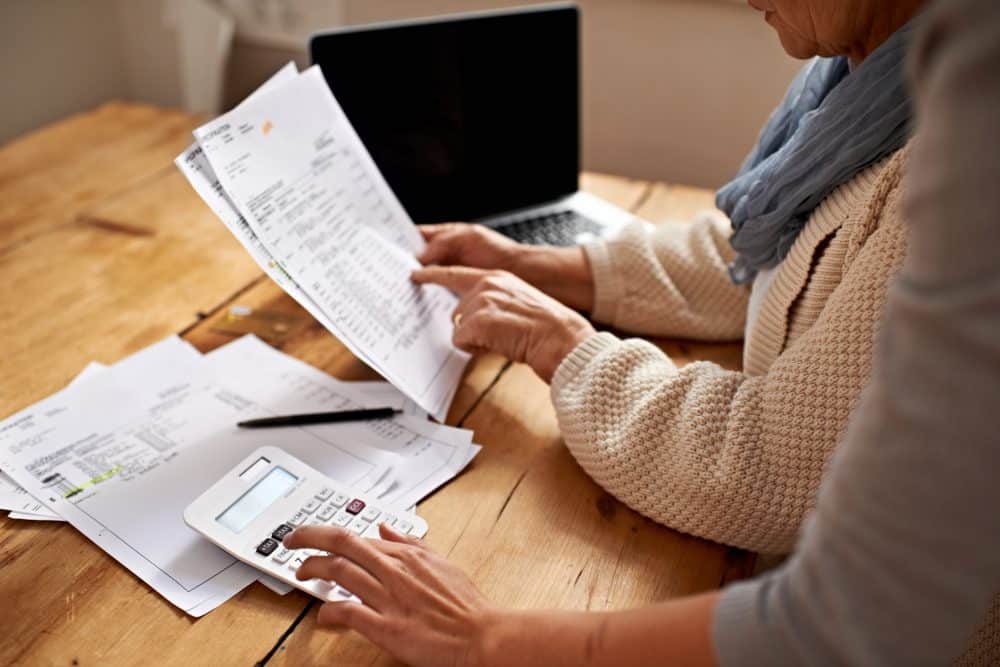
left=11, top=360, right=112, bottom=522
left=349, top=382, right=428, bottom=420
left=0, top=472, right=61, bottom=517
left=8, top=510, right=62, bottom=521
left=69, top=361, right=110, bottom=387
left=205, top=335, right=478, bottom=508
left=0, top=355, right=172, bottom=522
left=52, top=356, right=297, bottom=601
left=0, top=334, right=473, bottom=606
left=193, top=66, right=468, bottom=422
left=0, top=339, right=257, bottom=615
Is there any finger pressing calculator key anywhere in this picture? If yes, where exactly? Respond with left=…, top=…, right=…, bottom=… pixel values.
left=271, top=523, right=294, bottom=540
left=184, top=446, right=429, bottom=603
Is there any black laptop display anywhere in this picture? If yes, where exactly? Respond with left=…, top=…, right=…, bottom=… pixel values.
left=310, top=5, right=579, bottom=225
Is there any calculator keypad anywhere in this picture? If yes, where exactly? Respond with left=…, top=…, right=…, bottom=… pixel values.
left=256, top=483, right=423, bottom=604
left=302, top=498, right=321, bottom=514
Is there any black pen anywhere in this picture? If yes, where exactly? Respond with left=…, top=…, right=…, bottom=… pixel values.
left=237, top=407, right=401, bottom=429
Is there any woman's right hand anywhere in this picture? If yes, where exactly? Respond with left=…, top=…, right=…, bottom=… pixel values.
left=416, top=223, right=596, bottom=312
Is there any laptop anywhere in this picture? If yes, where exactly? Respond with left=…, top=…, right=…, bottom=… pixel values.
left=309, top=3, right=633, bottom=246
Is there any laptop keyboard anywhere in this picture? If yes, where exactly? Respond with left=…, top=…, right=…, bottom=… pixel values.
left=492, top=210, right=605, bottom=246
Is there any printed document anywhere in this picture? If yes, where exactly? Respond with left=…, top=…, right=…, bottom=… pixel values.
left=175, top=64, right=381, bottom=377
left=0, top=338, right=398, bottom=615
left=192, top=66, right=468, bottom=421
left=205, top=335, right=477, bottom=509
left=0, top=335, right=479, bottom=615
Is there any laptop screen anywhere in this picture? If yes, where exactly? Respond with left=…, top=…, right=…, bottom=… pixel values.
left=310, top=5, right=579, bottom=224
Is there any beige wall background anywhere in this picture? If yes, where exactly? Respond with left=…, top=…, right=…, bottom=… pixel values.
left=0, top=0, right=801, bottom=188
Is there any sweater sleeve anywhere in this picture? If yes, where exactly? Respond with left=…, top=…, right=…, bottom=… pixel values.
left=551, top=206, right=907, bottom=554
left=713, top=1, right=1000, bottom=664
left=583, top=212, right=749, bottom=341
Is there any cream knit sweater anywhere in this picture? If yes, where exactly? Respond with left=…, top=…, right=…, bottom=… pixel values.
left=551, top=148, right=908, bottom=554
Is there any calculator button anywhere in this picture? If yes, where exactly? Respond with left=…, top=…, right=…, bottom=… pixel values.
left=271, top=524, right=294, bottom=541
left=317, top=504, right=336, bottom=521
left=288, top=511, right=307, bottom=526
left=345, top=499, right=366, bottom=515
left=314, top=486, right=334, bottom=501
left=381, top=514, right=397, bottom=528
left=360, top=507, right=381, bottom=523
left=306, top=518, right=325, bottom=527
left=256, top=538, right=279, bottom=556
left=311, top=580, right=335, bottom=596
left=302, top=498, right=321, bottom=514
left=395, top=519, right=413, bottom=535
left=289, top=555, right=306, bottom=571
left=271, top=547, right=293, bottom=564
left=332, top=511, right=353, bottom=527
left=331, top=493, right=349, bottom=508
left=349, top=518, right=368, bottom=535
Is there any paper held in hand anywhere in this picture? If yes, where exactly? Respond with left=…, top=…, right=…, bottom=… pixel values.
left=176, top=63, right=468, bottom=422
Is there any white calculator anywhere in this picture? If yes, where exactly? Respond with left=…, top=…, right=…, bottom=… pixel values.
left=184, top=446, right=428, bottom=602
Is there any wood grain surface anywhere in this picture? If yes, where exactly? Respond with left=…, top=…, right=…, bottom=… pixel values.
left=0, top=104, right=750, bottom=666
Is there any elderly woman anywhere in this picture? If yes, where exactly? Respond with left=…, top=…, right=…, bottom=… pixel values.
left=284, top=0, right=1000, bottom=664
left=407, top=0, right=919, bottom=554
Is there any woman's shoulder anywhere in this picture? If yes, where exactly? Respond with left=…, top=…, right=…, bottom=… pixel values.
left=841, top=144, right=911, bottom=269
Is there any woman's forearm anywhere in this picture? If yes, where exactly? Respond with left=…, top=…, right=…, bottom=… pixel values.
left=477, top=593, right=719, bottom=667
left=513, top=245, right=595, bottom=312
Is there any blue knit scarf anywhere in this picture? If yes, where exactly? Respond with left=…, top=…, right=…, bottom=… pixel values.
left=717, top=22, right=915, bottom=284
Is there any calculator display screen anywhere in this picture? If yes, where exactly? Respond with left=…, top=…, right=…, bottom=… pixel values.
left=217, top=467, right=298, bottom=533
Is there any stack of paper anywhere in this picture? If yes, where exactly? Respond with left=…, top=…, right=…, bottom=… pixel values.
left=175, top=62, right=467, bottom=422
left=0, top=335, right=479, bottom=615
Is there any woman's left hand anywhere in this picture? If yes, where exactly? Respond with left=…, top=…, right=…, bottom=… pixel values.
left=412, top=266, right=596, bottom=382
left=284, top=523, right=498, bottom=667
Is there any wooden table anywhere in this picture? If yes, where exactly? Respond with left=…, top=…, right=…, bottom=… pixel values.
left=0, top=103, right=750, bottom=666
